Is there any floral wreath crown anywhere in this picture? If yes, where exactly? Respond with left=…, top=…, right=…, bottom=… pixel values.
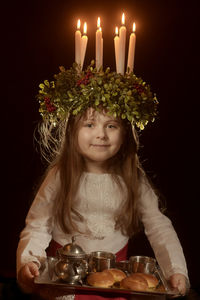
left=37, top=15, right=158, bottom=131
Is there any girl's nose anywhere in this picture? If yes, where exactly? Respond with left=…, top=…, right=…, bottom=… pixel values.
left=96, top=126, right=107, bottom=139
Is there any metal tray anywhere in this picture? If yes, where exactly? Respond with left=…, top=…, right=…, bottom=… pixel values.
left=34, top=262, right=180, bottom=298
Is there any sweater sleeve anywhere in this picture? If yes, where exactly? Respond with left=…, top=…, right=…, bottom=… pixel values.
left=16, top=168, right=59, bottom=276
left=138, top=177, right=188, bottom=280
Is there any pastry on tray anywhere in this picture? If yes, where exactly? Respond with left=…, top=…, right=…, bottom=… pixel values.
left=87, top=268, right=160, bottom=292
left=120, top=272, right=159, bottom=291
left=87, top=268, right=127, bottom=288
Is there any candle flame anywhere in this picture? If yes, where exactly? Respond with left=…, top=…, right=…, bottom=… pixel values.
left=133, top=22, right=136, bottom=32
left=122, top=13, right=125, bottom=25
left=83, top=22, right=87, bottom=34
left=97, top=17, right=101, bottom=28
left=115, top=26, right=119, bottom=35
left=77, top=19, right=81, bottom=30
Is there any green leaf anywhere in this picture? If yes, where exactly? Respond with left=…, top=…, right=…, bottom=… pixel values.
left=121, top=113, right=126, bottom=119
left=44, top=80, right=50, bottom=87
left=115, top=78, right=120, bottom=84
left=39, top=83, right=45, bottom=89
left=97, top=79, right=102, bottom=85
left=105, top=94, right=110, bottom=100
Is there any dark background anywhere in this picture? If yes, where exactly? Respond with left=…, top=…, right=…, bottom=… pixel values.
left=1, top=0, right=199, bottom=292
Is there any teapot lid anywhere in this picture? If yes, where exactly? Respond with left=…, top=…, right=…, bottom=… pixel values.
left=61, top=236, right=87, bottom=258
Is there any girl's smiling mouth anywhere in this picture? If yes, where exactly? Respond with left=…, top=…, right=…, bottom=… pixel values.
left=91, top=144, right=110, bottom=147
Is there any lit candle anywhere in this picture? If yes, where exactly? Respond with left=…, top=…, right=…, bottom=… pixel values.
left=81, top=22, right=88, bottom=70
left=75, top=19, right=81, bottom=66
left=96, top=17, right=103, bottom=70
left=127, top=22, right=136, bottom=73
left=114, top=27, right=120, bottom=73
left=118, top=13, right=126, bottom=75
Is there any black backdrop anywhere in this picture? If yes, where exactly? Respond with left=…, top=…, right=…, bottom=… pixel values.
left=1, top=0, right=199, bottom=290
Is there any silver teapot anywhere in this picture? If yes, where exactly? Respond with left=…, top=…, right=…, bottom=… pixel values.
left=54, top=236, right=88, bottom=284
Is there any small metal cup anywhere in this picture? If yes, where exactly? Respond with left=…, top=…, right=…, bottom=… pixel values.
left=115, top=260, right=131, bottom=274
left=129, top=256, right=157, bottom=274
left=88, top=251, right=116, bottom=272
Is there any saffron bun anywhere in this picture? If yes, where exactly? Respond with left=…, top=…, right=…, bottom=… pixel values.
left=102, top=269, right=127, bottom=282
left=87, top=271, right=115, bottom=288
left=120, top=273, right=149, bottom=291
left=134, top=273, right=159, bottom=288
left=121, top=273, right=159, bottom=291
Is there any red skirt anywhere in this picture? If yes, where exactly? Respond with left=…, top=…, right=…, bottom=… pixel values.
left=46, top=240, right=129, bottom=300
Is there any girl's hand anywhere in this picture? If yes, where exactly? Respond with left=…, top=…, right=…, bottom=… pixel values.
left=18, top=262, right=72, bottom=299
left=169, top=273, right=189, bottom=295
left=18, top=262, right=39, bottom=293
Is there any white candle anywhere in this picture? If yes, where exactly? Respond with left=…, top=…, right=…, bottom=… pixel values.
left=101, top=37, right=103, bottom=69
left=118, top=13, right=126, bottom=75
left=81, top=22, right=88, bottom=70
left=127, top=22, right=136, bottom=73
left=96, top=17, right=102, bottom=70
left=114, top=27, right=120, bottom=73
left=75, top=19, right=81, bottom=66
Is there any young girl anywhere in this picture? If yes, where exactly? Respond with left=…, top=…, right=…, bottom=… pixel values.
left=17, top=65, right=189, bottom=299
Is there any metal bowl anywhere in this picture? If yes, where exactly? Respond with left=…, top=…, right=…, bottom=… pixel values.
left=129, top=256, right=157, bottom=274
left=88, top=251, right=116, bottom=272
left=115, top=260, right=131, bottom=274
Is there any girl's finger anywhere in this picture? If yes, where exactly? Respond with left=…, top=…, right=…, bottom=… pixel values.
left=29, top=263, right=40, bottom=276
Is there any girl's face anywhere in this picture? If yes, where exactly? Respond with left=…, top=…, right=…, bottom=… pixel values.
left=77, top=109, right=124, bottom=173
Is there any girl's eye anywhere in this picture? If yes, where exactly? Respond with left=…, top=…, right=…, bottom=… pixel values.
left=107, top=124, right=117, bottom=129
left=85, top=123, right=94, bottom=128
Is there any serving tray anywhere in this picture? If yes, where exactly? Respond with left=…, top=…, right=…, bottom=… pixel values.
left=34, top=262, right=180, bottom=298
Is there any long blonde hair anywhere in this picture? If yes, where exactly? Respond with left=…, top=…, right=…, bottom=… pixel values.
left=36, top=111, right=148, bottom=237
